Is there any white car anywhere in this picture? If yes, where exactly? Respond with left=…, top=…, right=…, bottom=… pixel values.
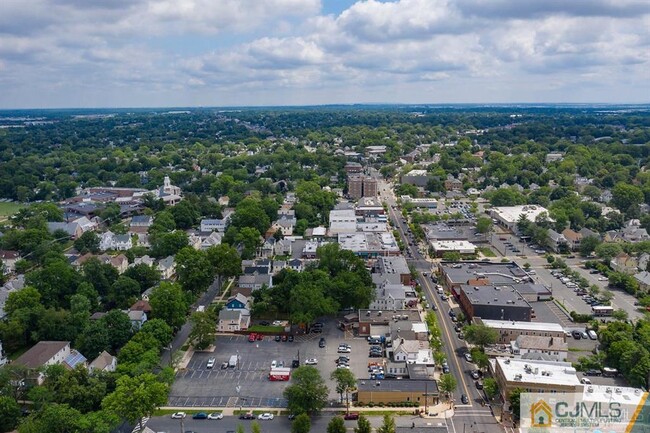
left=271, top=360, right=277, bottom=368
left=464, top=353, right=473, bottom=362
left=598, top=277, right=608, bottom=281
left=337, top=364, right=350, bottom=369
left=207, top=412, right=223, bottom=420
left=258, top=413, right=274, bottom=420
left=272, top=320, right=283, bottom=326
left=171, top=412, right=186, bottom=419
left=206, top=357, right=215, bottom=369
left=305, top=358, right=318, bottom=365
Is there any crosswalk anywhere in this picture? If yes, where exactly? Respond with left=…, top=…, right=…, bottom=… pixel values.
left=131, top=417, right=149, bottom=433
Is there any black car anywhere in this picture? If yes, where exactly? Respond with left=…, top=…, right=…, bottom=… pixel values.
left=259, top=320, right=270, bottom=326
left=239, top=413, right=255, bottom=420
left=274, top=335, right=281, bottom=342
left=336, top=356, right=350, bottom=363
left=584, top=369, right=602, bottom=376
left=572, top=330, right=582, bottom=340
left=288, top=335, right=294, bottom=342
left=461, top=394, right=469, bottom=404
left=319, top=337, right=326, bottom=348
left=291, top=359, right=300, bottom=368
left=192, top=412, right=208, bottom=419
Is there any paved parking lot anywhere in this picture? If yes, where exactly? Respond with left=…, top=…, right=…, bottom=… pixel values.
left=169, top=318, right=385, bottom=408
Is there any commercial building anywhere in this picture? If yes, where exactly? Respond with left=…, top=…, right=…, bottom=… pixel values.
left=338, top=233, right=400, bottom=258
left=357, top=379, right=439, bottom=406
left=400, top=169, right=431, bottom=187
left=430, top=240, right=477, bottom=257
left=376, top=256, right=411, bottom=285
left=439, top=261, right=530, bottom=292
left=355, top=197, right=385, bottom=217
left=329, top=209, right=358, bottom=235
left=458, top=285, right=533, bottom=321
left=400, top=195, right=438, bottom=208
left=510, top=335, right=568, bottom=361
left=475, top=318, right=565, bottom=344
left=493, top=358, right=582, bottom=400
left=489, top=205, right=552, bottom=233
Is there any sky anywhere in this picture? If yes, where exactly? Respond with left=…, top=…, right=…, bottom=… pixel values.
left=0, top=0, right=649, bottom=108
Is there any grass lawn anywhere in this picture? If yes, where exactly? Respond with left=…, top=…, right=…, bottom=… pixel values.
left=477, top=246, right=497, bottom=257
left=0, top=202, right=25, bottom=217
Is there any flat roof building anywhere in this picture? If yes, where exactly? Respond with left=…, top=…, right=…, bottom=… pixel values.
left=475, top=318, right=566, bottom=344
left=357, top=379, right=439, bottom=406
left=490, top=205, right=552, bottom=233
left=493, top=357, right=582, bottom=400
left=458, top=284, right=532, bottom=322
left=430, top=240, right=476, bottom=257
left=400, top=170, right=431, bottom=187
left=338, top=232, right=400, bottom=258
left=439, top=261, right=529, bottom=290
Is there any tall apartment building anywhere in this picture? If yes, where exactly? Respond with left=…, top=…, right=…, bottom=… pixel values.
left=348, top=175, right=377, bottom=198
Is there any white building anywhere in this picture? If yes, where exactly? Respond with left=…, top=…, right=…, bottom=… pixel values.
left=99, top=231, right=133, bottom=251
left=477, top=319, right=566, bottom=344
left=493, top=357, right=582, bottom=399
left=430, top=240, right=476, bottom=257
left=510, top=335, right=568, bottom=361
left=329, top=209, right=358, bottom=235
left=490, top=205, right=552, bottom=233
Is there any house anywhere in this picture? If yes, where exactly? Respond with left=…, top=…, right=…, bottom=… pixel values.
left=444, top=177, right=463, bottom=191
left=0, top=250, right=19, bottom=274
left=600, top=190, right=613, bottom=203
left=14, top=341, right=71, bottom=385
left=130, top=215, right=153, bottom=228
left=200, top=210, right=233, bottom=232
left=129, top=300, right=152, bottom=315
left=369, top=282, right=409, bottom=311
left=238, top=274, right=272, bottom=291
left=225, top=293, right=251, bottom=312
left=88, top=351, right=117, bottom=373
left=561, top=229, right=582, bottom=251
left=63, top=350, right=87, bottom=370
left=107, top=254, right=129, bottom=274
left=133, top=255, right=156, bottom=267
left=124, top=310, right=147, bottom=330
left=134, top=233, right=150, bottom=248
left=0, top=341, right=6, bottom=366
left=634, top=271, right=650, bottom=292
left=217, top=309, right=250, bottom=332
left=392, top=339, right=422, bottom=362
left=99, top=231, right=133, bottom=251
left=201, top=232, right=222, bottom=249
left=288, top=259, right=303, bottom=272
left=610, top=253, right=639, bottom=275
left=188, top=233, right=202, bottom=250
left=547, top=229, right=568, bottom=253
left=545, top=152, right=564, bottom=163
left=273, top=260, right=287, bottom=274
left=158, top=256, right=175, bottom=279
left=47, top=222, right=83, bottom=239
left=510, top=335, right=568, bottom=361
left=274, top=239, right=293, bottom=256
left=272, top=216, right=296, bottom=236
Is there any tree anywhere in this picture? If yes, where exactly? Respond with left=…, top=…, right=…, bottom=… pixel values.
left=292, top=413, right=311, bottom=433
left=75, top=320, right=110, bottom=360
left=463, top=324, right=498, bottom=349
left=579, top=236, right=601, bottom=256
left=236, top=227, right=262, bottom=260
left=188, top=310, right=216, bottom=350
left=229, top=197, right=271, bottom=235
left=327, top=417, right=345, bottom=433
left=100, top=203, right=121, bottom=225
left=284, top=366, right=329, bottom=415
left=207, top=244, right=242, bottom=282
left=148, top=282, right=189, bottom=329
left=611, top=183, right=643, bottom=213
left=0, top=396, right=20, bottom=432
left=483, top=377, right=499, bottom=400
left=438, top=374, right=457, bottom=399
left=101, top=310, right=133, bottom=353
left=354, top=415, right=372, bottom=433
left=442, top=251, right=461, bottom=261
left=102, top=373, right=169, bottom=432
left=169, top=200, right=200, bottom=229
left=251, top=421, right=262, bottom=433
left=595, top=242, right=623, bottom=262
left=377, top=414, right=396, bottom=433
left=613, top=309, right=629, bottom=321
left=149, top=211, right=176, bottom=234
left=123, top=264, right=160, bottom=292
left=73, top=231, right=100, bottom=254
left=175, top=247, right=214, bottom=294
left=476, top=217, right=493, bottom=234
left=470, top=348, right=490, bottom=371
left=330, top=368, right=356, bottom=413
left=107, top=275, right=141, bottom=309
left=18, top=403, right=82, bottom=433
left=140, top=318, right=173, bottom=349
left=509, top=388, right=523, bottom=421
left=150, top=230, right=188, bottom=258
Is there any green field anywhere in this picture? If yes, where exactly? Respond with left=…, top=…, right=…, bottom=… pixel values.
left=0, top=202, right=25, bottom=217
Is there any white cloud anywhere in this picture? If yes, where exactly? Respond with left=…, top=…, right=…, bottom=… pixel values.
left=0, top=0, right=648, bottom=107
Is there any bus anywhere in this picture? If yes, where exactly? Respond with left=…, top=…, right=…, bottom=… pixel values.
left=592, top=306, right=614, bottom=317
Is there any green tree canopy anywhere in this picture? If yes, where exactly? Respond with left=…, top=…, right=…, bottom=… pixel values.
left=284, top=366, right=329, bottom=415
left=148, top=282, right=189, bottom=329
left=102, top=373, right=169, bottom=431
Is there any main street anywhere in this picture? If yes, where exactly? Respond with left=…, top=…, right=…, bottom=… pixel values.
left=375, top=172, right=504, bottom=433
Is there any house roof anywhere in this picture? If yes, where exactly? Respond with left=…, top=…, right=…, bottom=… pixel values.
left=64, top=350, right=87, bottom=369
left=0, top=250, right=19, bottom=260
left=130, top=300, right=152, bottom=312
left=89, top=351, right=116, bottom=371
left=130, top=215, right=153, bottom=225
left=219, top=309, right=242, bottom=320
left=227, top=293, right=249, bottom=305
left=14, top=341, right=70, bottom=369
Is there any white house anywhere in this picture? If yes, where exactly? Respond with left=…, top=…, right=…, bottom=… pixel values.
left=14, top=341, right=71, bottom=385
left=88, top=350, right=117, bottom=373
left=158, top=256, right=175, bottom=280
left=510, top=335, right=568, bottom=361
left=201, top=232, right=222, bottom=249
left=99, top=231, right=133, bottom=251
left=217, top=309, right=250, bottom=332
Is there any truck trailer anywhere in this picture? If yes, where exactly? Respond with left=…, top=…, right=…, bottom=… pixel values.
left=268, top=367, right=291, bottom=381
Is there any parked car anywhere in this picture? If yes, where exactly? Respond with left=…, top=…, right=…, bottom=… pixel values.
left=171, top=412, right=186, bottom=419
left=207, top=412, right=223, bottom=420
left=344, top=413, right=360, bottom=420
left=470, top=370, right=480, bottom=380
left=572, top=330, right=582, bottom=340
left=461, top=394, right=469, bottom=404
left=275, top=335, right=281, bottom=342
left=258, top=413, right=274, bottom=420
left=239, top=412, right=255, bottom=420
left=288, top=335, right=294, bottom=342
left=305, top=358, right=318, bottom=365
left=581, top=378, right=592, bottom=384
left=464, top=353, right=473, bottom=362
left=256, top=333, right=264, bottom=341
left=206, top=357, right=215, bottom=369
left=319, top=337, right=326, bottom=348
left=259, top=320, right=270, bottom=326
left=281, top=335, right=288, bottom=342
left=584, top=369, right=602, bottom=376
left=192, top=412, right=208, bottom=420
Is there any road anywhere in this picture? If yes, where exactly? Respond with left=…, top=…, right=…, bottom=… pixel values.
left=161, top=276, right=227, bottom=365
left=374, top=170, right=504, bottom=433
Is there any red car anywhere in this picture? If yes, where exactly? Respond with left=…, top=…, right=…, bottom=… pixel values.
left=256, top=333, right=264, bottom=341
left=344, top=412, right=359, bottom=420
left=248, top=333, right=257, bottom=342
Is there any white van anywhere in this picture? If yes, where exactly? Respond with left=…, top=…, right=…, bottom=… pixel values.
left=436, top=285, right=444, bottom=294
left=587, top=330, right=597, bottom=340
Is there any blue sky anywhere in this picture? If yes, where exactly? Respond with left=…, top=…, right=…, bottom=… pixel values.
left=0, top=0, right=648, bottom=108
